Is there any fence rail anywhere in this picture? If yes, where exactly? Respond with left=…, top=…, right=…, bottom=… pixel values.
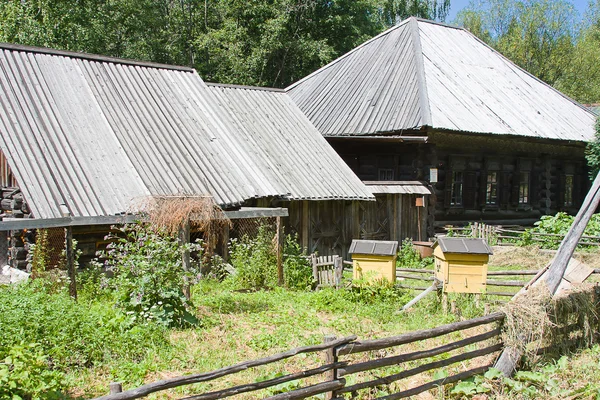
left=445, top=222, right=600, bottom=247
left=96, top=314, right=504, bottom=400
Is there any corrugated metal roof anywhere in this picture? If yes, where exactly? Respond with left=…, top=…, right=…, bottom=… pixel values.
left=435, top=238, right=493, bottom=255
left=0, top=44, right=372, bottom=219
left=287, top=18, right=596, bottom=142
left=206, top=83, right=374, bottom=201
left=349, top=239, right=398, bottom=256
left=364, top=181, right=432, bottom=195
left=286, top=18, right=423, bottom=136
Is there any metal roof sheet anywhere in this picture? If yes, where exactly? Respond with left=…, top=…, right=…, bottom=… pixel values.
left=349, top=239, right=398, bottom=256
left=287, top=18, right=596, bottom=142
left=364, top=181, right=432, bottom=195
left=435, top=237, right=493, bottom=255
left=206, top=83, right=374, bottom=201
left=0, top=44, right=372, bottom=219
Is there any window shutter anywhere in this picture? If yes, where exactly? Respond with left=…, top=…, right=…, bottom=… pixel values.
left=463, top=171, right=477, bottom=209
left=499, top=171, right=511, bottom=207
left=444, top=168, right=452, bottom=208
left=510, top=173, right=520, bottom=208
left=478, top=170, right=487, bottom=207
left=530, top=167, right=540, bottom=208
left=558, top=174, right=565, bottom=209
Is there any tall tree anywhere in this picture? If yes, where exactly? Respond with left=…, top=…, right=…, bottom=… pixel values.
left=455, top=0, right=577, bottom=87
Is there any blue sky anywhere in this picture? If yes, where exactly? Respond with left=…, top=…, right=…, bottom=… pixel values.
left=446, top=0, right=592, bottom=22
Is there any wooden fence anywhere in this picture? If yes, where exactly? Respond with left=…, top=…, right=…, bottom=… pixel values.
left=445, top=222, right=600, bottom=247
left=94, top=313, right=504, bottom=400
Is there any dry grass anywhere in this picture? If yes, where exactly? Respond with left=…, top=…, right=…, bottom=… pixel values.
left=130, top=195, right=231, bottom=246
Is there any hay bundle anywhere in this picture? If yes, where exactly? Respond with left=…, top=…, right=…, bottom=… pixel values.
left=131, top=195, right=231, bottom=240
left=501, top=283, right=600, bottom=365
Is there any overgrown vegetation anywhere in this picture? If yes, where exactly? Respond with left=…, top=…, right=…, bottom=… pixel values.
left=517, top=212, right=600, bottom=249
left=396, top=238, right=434, bottom=269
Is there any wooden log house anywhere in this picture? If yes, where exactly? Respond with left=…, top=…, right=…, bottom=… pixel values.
left=287, top=17, right=597, bottom=234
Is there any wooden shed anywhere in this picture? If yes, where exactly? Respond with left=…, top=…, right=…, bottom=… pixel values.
left=433, top=238, right=493, bottom=293
left=349, top=239, right=398, bottom=283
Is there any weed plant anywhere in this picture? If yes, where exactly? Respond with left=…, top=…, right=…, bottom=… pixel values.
left=396, top=238, right=433, bottom=269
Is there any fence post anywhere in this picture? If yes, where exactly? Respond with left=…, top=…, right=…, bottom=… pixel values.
left=65, top=226, right=77, bottom=300
left=276, top=216, right=284, bottom=286
left=109, top=382, right=123, bottom=394
left=178, top=218, right=191, bottom=301
left=334, top=256, right=343, bottom=288
left=324, top=335, right=338, bottom=400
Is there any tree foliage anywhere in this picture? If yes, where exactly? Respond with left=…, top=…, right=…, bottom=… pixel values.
left=0, top=0, right=450, bottom=88
left=586, top=117, right=600, bottom=178
left=455, top=0, right=600, bottom=103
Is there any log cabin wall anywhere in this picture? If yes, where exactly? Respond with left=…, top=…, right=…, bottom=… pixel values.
left=282, top=198, right=427, bottom=259
left=429, top=132, right=588, bottom=227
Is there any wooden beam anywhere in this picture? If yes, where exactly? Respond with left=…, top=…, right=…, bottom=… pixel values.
left=65, top=226, right=77, bottom=300
left=276, top=216, right=283, bottom=286
left=0, top=208, right=289, bottom=231
left=179, top=219, right=191, bottom=301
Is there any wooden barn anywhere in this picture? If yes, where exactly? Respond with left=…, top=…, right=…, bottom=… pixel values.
left=0, top=43, right=374, bottom=267
left=287, top=17, right=598, bottom=235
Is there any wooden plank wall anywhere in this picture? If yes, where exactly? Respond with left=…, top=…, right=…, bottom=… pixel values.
left=285, top=196, right=428, bottom=259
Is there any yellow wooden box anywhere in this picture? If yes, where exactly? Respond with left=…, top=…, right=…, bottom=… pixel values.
left=433, top=238, right=493, bottom=294
left=349, top=240, right=398, bottom=283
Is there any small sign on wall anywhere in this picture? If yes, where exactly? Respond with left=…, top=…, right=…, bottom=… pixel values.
left=429, top=167, right=438, bottom=183
left=416, top=196, right=425, bottom=207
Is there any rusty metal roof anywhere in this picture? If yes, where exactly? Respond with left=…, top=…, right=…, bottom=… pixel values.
left=287, top=18, right=596, bottom=142
left=435, top=237, right=493, bottom=255
left=349, top=239, right=399, bottom=256
left=0, top=44, right=372, bottom=219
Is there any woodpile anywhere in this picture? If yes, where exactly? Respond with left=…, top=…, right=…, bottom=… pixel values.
left=1, top=186, right=33, bottom=270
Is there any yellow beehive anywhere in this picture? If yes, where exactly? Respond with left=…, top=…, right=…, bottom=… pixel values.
left=349, top=240, right=398, bottom=283
left=433, top=238, right=493, bottom=294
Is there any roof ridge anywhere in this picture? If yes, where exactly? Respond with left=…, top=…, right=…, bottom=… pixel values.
left=285, top=17, right=413, bottom=91
left=0, top=42, right=195, bottom=72
left=205, top=82, right=285, bottom=92
left=410, top=18, right=432, bottom=127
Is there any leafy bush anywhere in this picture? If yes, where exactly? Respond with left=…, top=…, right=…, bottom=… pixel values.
left=344, top=278, right=410, bottom=305
left=396, top=238, right=433, bottom=269
left=518, top=212, right=600, bottom=249
left=282, top=234, right=313, bottom=290
left=229, top=225, right=278, bottom=290
left=0, top=281, right=166, bottom=371
left=0, top=342, right=66, bottom=400
left=98, top=223, right=200, bottom=327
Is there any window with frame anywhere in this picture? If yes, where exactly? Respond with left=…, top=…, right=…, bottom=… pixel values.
left=450, top=171, right=464, bottom=206
left=485, top=172, right=498, bottom=205
left=519, top=172, right=530, bottom=204
left=564, top=174, right=574, bottom=207
left=378, top=168, right=394, bottom=181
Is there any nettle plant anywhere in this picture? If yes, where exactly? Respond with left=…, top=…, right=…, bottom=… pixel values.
left=98, top=223, right=201, bottom=328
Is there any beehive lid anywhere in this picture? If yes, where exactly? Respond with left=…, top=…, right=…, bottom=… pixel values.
left=349, top=240, right=399, bottom=256
left=434, top=238, right=493, bottom=255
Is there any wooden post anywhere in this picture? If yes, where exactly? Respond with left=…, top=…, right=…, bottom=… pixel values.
left=276, top=216, right=284, bottom=286
left=179, top=219, right=191, bottom=301
left=324, top=335, right=338, bottom=400
left=65, top=226, right=77, bottom=300
left=109, top=382, right=123, bottom=394
left=333, top=256, right=343, bottom=288
left=484, top=303, right=490, bottom=315
left=442, top=292, right=448, bottom=313
left=450, top=300, right=457, bottom=315
left=302, top=201, right=309, bottom=251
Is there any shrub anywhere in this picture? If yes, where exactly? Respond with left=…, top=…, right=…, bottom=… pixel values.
left=0, top=342, right=66, bottom=400
left=228, top=225, right=278, bottom=290
left=518, top=212, right=600, bottom=249
left=282, top=234, right=313, bottom=290
left=396, top=238, right=433, bottom=269
left=98, top=223, right=200, bottom=327
left=0, top=281, right=166, bottom=371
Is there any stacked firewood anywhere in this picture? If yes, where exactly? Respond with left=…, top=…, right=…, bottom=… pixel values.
left=0, top=187, right=30, bottom=218
left=1, top=187, right=32, bottom=270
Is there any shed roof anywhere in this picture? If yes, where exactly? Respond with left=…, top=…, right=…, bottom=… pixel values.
left=0, top=44, right=373, bottom=219
left=206, top=83, right=373, bottom=201
left=434, top=238, right=493, bottom=255
left=364, top=181, right=432, bottom=195
left=349, top=239, right=399, bottom=256
left=287, top=18, right=596, bottom=142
